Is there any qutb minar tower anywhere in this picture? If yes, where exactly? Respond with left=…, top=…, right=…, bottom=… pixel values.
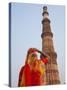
left=41, top=6, right=60, bottom=85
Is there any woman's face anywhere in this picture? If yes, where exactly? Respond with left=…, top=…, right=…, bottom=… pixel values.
left=27, top=53, right=38, bottom=66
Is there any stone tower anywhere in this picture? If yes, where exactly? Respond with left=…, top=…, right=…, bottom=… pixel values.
left=41, top=6, right=60, bottom=85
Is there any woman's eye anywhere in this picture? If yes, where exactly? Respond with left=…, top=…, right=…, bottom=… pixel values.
left=32, top=54, right=34, bottom=56
left=32, top=54, right=36, bottom=57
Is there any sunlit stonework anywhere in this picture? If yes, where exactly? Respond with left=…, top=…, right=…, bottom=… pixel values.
left=41, top=6, right=60, bottom=85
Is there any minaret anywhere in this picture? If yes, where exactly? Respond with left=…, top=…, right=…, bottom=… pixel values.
left=41, top=6, right=60, bottom=85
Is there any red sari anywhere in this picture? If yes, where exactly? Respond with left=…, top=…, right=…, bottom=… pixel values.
left=18, top=64, right=31, bottom=86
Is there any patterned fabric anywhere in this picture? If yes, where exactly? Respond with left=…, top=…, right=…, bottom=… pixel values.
left=18, top=48, right=48, bottom=86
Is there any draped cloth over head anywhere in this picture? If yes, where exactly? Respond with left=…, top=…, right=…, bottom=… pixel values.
left=18, top=48, right=49, bottom=86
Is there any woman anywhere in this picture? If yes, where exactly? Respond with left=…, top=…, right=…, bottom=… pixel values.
left=18, top=48, right=49, bottom=86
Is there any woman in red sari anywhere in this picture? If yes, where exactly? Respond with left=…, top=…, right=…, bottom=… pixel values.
left=18, top=48, right=49, bottom=87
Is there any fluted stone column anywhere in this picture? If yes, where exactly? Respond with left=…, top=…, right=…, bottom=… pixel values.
left=41, top=6, right=60, bottom=85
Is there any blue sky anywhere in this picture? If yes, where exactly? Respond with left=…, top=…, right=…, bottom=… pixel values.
left=11, top=3, right=65, bottom=87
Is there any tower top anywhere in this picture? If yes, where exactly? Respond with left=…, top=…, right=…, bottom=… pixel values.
left=42, top=6, right=50, bottom=23
left=42, top=6, right=49, bottom=16
left=43, top=6, right=47, bottom=11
